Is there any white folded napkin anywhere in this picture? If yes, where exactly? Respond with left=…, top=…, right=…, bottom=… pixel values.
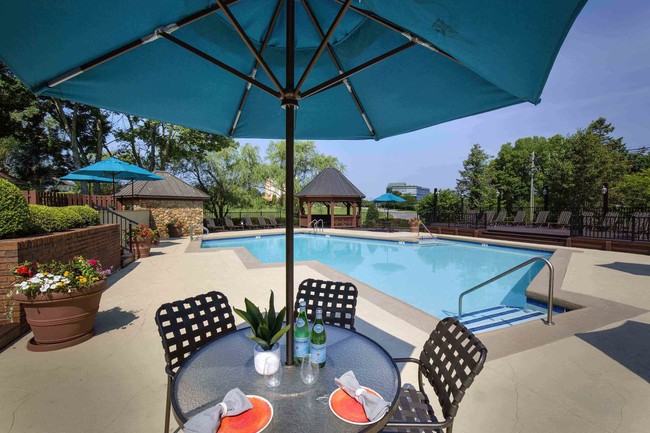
left=184, top=388, right=253, bottom=433
left=335, top=371, right=390, bottom=422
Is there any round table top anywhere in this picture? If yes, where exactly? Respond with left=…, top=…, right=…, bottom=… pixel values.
left=173, top=325, right=401, bottom=433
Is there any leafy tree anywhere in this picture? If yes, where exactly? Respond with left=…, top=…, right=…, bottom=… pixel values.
left=264, top=140, right=345, bottom=204
left=612, top=169, right=650, bottom=208
left=456, top=144, right=493, bottom=209
left=416, top=189, right=461, bottom=222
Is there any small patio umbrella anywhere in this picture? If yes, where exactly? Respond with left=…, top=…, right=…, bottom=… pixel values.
left=68, top=158, right=163, bottom=207
left=60, top=173, right=119, bottom=205
left=0, top=0, right=588, bottom=364
left=372, top=193, right=406, bottom=219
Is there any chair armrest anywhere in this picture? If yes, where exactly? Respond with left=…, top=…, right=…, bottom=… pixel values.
left=385, top=417, right=453, bottom=430
left=393, top=357, right=425, bottom=393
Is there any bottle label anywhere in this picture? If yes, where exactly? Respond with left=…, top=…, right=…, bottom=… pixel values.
left=313, top=324, right=324, bottom=334
left=310, top=343, right=326, bottom=364
left=294, top=336, right=309, bottom=358
left=295, top=318, right=305, bottom=328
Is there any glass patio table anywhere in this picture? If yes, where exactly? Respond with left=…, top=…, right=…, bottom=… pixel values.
left=172, top=325, right=401, bottom=433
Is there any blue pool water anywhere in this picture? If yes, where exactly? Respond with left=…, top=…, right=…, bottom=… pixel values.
left=202, top=234, right=552, bottom=319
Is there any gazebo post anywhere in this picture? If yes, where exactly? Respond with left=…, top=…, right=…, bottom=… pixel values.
left=330, top=200, right=335, bottom=228
left=352, top=202, right=357, bottom=227
left=307, top=201, right=312, bottom=227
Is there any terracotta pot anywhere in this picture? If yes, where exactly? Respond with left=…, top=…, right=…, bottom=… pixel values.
left=166, top=223, right=182, bottom=238
left=409, top=224, right=420, bottom=233
left=135, top=237, right=152, bottom=258
left=13, top=280, right=107, bottom=351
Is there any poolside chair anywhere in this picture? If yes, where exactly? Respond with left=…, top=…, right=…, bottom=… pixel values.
left=382, top=317, right=488, bottom=433
left=531, top=210, right=549, bottom=227
left=268, top=216, right=281, bottom=228
left=464, top=210, right=479, bottom=227
left=483, top=210, right=496, bottom=226
left=295, top=278, right=358, bottom=330
left=493, top=210, right=507, bottom=226
left=580, top=211, right=595, bottom=231
left=620, top=212, right=649, bottom=241
left=225, top=217, right=243, bottom=230
left=597, top=211, right=619, bottom=232
left=257, top=216, right=271, bottom=228
left=508, top=210, right=526, bottom=226
left=243, top=216, right=261, bottom=229
left=548, top=211, right=571, bottom=229
left=154, top=291, right=236, bottom=433
left=203, top=218, right=223, bottom=233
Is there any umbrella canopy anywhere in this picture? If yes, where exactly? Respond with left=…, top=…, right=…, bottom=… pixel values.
left=0, top=1, right=587, bottom=364
left=71, top=158, right=164, bottom=181
left=60, top=173, right=117, bottom=183
left=372, top=193, right=406, bottom=219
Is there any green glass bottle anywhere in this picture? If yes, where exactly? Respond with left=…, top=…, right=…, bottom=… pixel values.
left=293, top=300, right=310, bottom=364
left=310, top=308, right=326, bottom=367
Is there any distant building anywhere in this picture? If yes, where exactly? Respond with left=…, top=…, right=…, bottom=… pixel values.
left=263, top=179, right=283, bottom=202
left=386, top=182, right=430, bottom=202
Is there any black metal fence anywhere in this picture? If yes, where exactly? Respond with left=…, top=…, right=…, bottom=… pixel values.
left=205, top=210, right=285, bottom=221
left=570, top=208, right=650, bottom=241
left=98, top=208, right=137, bottom=253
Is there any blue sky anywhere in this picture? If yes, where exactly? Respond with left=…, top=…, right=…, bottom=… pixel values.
left=244, top=0, right=650, bottom=199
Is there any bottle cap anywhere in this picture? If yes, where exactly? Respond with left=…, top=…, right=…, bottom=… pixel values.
left=299, top=300, right=306, bottom=307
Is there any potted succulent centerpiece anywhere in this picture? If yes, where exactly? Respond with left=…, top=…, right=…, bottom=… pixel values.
left=129, top=224, right=159, bottom=258
left=234, top=291, right=290, bottom=375
left=8, top=256, right=112, bottom=351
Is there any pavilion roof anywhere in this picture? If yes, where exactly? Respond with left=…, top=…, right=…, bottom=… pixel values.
left=115, top=171, right=208, bottom=200
left=296, top=167, right=365, bottom=199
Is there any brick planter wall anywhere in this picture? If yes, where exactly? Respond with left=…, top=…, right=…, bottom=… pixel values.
left=0, top=224, right=121, bottom=326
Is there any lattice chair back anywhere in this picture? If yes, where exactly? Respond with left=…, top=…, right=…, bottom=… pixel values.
left=155, top=291, right=236, bottom=376
left=418, top=317, right=488, bottom=420
left=295, top=278, right=358, bottom=330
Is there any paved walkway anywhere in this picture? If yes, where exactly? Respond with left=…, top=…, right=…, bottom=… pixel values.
left=0, top=231, right=648, bottom=433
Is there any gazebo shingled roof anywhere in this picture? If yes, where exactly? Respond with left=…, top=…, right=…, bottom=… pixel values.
left=115, top=171, right=208, bottom=200
left=296, top=167, right=365, bottom=198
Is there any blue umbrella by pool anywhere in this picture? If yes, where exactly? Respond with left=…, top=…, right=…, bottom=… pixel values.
left=60, top=173, right=119, bottom=204
left=372, top=193, right=406, bottom=219
left=0, top=0, right=588, bottom=366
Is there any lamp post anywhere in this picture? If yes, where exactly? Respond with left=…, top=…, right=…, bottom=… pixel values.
left=433, top=188, right=438, bottom=222
left=602, top=183, right=609, bottom=215
left=496, top=189, right=501, bottom=215
left=542, top=185, right=549, bottom=211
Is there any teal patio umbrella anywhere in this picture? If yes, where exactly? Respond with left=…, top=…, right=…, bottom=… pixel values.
left=0, top=0, right=588, bottom=365
left=60, top=172, right=118, bottom=205
left=372, top=192, right=406, bottom=219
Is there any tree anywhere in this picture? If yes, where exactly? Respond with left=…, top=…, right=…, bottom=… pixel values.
left=456, top=144, right=493, bottom=209
left=264, top=140, right=345, bottom=204
left=365, top=203, right=379, bottom=227
left=416, top=189, right=461, bottom=222
left=612, top=169, right=650, bottom=208
left=187, top=142, right=264, bottom=219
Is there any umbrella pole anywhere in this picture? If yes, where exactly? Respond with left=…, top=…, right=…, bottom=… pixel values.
left=284, top=0, right=296, bottom=367
left=112, top=173, right=116, bottom=208
left=131, top=179, right=134, bottom=209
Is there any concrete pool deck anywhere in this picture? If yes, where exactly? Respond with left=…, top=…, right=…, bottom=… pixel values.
left=0, top=229, right=648, bottom=432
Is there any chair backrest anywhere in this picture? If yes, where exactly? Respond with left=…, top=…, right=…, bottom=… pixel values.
left=258, top=217, right=267, bottom=226
left=244, top=217, right=254, bottom=226
left=557, top=211, right=571, bottom=225
left=513, top=210, right=526, bottom=223
left=295, top=278, right=358, bottom=330
left=419, top=317, right=488, bottom=420
left=155, top=291, right=236, bottom=376
left=494, top=210, right=507, bottom=223
left=203, top=218, right=215, bottom=228
left=225, top=217, right=235, bottom=227
left=269, top=217, right=278, bottom=225
left=484, top=210, right=495, bottom=224
left=535, top=210, right=549, bottom=224
left=602, top=211, right=619, bottom=228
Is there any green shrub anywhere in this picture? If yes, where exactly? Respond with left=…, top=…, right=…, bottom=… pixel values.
left=364, top=203, right=379, bottom=227
left=28, top=205, right=68, bottom=233
left=0, top=179, right=29, bottom=238
left=68, top=205, right=100, bottom=226
left=58, top=207, right=85, bottom=228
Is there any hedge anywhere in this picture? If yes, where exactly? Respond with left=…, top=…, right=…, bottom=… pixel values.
left=27, top=204, right=100, bottom=234
left=68, top=205, right=100, bottom=226
left=0, top=179, right=30, bottom=238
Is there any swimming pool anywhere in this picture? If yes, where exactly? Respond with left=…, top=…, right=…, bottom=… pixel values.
left=203, top=234, right=553, bottom=322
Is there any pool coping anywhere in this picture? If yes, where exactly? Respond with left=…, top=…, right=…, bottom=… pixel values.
left=185, top=229, right=648, bottom=360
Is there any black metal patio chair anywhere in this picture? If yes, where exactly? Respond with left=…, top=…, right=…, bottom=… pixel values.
left=382, top=317, right=488, bottom=433
left=225, top=217, right=243, bottom=230
left=154, top=291, right=236, bottom=433
left=243, top=216, right=261, bottom=229
left=203, top=218, right=223, bottom=232
left=295, top=278, right=358, bottom=330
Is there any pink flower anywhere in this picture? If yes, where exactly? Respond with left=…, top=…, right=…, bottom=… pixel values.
left=88, top=259, right=98, bottom=267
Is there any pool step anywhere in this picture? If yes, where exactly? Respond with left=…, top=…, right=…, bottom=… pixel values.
left=459, top=305, right=545, bottom=333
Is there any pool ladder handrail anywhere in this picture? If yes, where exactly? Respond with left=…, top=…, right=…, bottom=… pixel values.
left=417, top=216, right=437, bottom=240
left=458, top=256, right=555, bottom=326
left=309, top=219, right=324, bottom=233
left=189, top=224, right=209, bottom=241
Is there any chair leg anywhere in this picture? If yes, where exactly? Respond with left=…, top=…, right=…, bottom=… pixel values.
left=164, top=376, right=172, bottom=432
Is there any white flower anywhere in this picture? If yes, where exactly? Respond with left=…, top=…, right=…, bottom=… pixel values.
left=40, top=286, right=48, bottom=292
left=34, top=273, right=44, bottom=278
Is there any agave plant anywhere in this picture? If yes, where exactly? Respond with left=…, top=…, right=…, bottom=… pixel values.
left=234, top=291, right=291, bottom=351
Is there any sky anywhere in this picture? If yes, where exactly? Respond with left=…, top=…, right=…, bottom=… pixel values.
left=243, top=0, right=650, bottom=199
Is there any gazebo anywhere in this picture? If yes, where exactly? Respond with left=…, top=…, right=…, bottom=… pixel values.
left=297, top=168, right=364, bottom=228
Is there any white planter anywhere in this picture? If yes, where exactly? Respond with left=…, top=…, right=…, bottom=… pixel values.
left=253, top=343, right=281, bottom=375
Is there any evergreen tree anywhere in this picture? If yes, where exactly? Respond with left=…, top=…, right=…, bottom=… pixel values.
left=456, top=144, right=493, bottom=209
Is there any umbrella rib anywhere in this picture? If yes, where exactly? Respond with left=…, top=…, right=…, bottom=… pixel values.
left=158, top=32, right=281, bottom=99
left=300, top=0, right=376, bottom=137
left=230, top=0, right=285, bottom=136
left=36, top=0, right=240, bottom=93
left=300, top=41, right=415, bottom=99
left=333, top=0, right=460, bottom=65
left=295, top=0, right=352, bottom=94
left=215, top=0, right=284, bottom=93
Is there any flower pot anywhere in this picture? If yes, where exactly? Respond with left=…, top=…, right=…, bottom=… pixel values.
left=253, top=343, right=281, bottom=375
left=166, top=223, right=182, bottom=238
left=134, top=237, right=152, bottom=258
left=409, top=224, right=420, bottom=233
left=13, top=280, right=107, bottom=352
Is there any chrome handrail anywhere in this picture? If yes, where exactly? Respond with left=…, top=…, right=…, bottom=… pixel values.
left=458, top=257, right=555, bottom=325
left=190, top=224, right=209, bottom=241
left=308, top=219, right=324, bottom=233
left=418, top=216, right=436, bottom=239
